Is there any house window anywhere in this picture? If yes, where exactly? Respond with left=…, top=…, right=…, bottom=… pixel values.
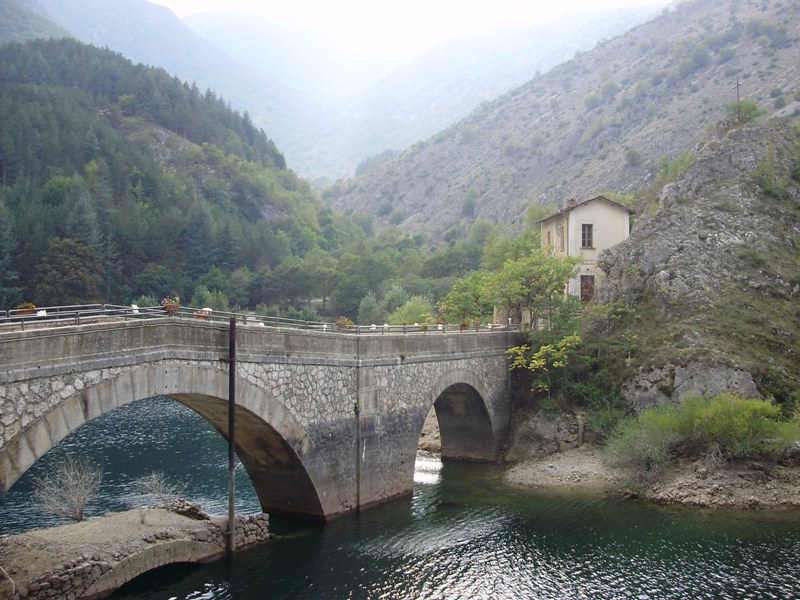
left=581, top=224, right=593, bottom=248
left=580, top=275, right=595, bottom=303
left=546, top=231, right=552, bottom=246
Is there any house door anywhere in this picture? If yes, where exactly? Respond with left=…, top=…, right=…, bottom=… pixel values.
left=580, top=275, right=595, bottom=303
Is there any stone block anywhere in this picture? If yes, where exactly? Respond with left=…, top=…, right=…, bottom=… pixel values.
left=60, top=396, right=87, bottom=439
left=82, top=386, right=104, bottom=421
left=25, top=419, right=52, bottom=461
left=44, top=405, right=70, bottom=448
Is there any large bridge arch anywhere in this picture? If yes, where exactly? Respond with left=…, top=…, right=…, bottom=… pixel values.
left=0, top=363, right=333, bottom=518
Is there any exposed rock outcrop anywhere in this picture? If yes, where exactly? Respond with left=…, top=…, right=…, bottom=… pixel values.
left=505, top=408, right=585, bottom=462
left=622, top=361, right=762, bottom=410
left=596, top=123, right=800, bottom=407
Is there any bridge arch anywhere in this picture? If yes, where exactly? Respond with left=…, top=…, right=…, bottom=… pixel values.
left=425, top=368, right=504, bottom=462
left=1, top=363, right=330, bottom=518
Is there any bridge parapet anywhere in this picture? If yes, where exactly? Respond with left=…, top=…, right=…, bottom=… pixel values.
left=0, top=319, right=516, bottom=380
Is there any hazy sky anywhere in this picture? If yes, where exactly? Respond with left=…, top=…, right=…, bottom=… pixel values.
left=150, top=0, right=669, bottom=62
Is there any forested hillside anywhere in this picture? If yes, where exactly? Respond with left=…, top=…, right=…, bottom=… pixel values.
left=0, top=0, right=69, bottom=42
left=0, top=39, right=343, bottom=312
left=324, top=0, right=800, bottom=236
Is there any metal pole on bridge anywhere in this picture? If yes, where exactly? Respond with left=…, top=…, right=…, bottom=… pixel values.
left=227, top=316, right=237, bottom=553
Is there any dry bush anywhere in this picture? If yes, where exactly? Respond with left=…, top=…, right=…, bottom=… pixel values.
left=31, top=454, right=103, bottom=522
left=132, top=471, right=187, bottom=507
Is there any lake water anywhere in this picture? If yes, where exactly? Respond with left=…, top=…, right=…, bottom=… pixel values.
left=2, top=396, right=800, bottom=599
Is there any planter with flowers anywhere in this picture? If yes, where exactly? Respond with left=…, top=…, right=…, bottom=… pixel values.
left=160, top=295, right=180, bottom=314
left=336, top=316, right=355, bottom=330
left=15, top=301, right=36, bottom=315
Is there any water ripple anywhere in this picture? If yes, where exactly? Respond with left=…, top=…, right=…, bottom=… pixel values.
left=3, top=396, right=800, bottom=599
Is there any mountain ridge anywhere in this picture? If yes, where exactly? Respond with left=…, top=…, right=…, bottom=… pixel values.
left=5, top=0, right=668, bottom=179
left=323, top=0, right=800, bottom=237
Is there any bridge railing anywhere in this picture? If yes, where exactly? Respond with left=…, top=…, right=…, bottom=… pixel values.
left=0, top=303, right=524, bottom=335
left=0, top=304, right=155, bottom=331
left=137, top=307, right=523, bottom=334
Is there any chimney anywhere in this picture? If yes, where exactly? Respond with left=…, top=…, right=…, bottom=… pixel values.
left=566, top=198, right=576, bottom=209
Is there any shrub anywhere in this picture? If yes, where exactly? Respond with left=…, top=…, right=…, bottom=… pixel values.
left=680, top=393, right=799, bottom=460
left=132, top=294, right=157, bottom=307
left=604, top=393, right=800, bottom=488
left=132, top=471, right=187, bottom=507
left=655, top=150, right=694, bottom=185
left=32, top=455, right=103, bottom=522
left=584, top=92, right=603, bottom=110
left=625, top=148, right=642, bottom=167
left=726, top=99, right=762, bottom=124
left=605, top=414, right=677, bottom=488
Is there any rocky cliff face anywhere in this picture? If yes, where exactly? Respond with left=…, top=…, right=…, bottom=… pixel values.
left=596, top=123, right=799, bottom=408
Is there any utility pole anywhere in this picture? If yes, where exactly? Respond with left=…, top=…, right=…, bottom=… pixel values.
left=733, top=77, right=742, bottom=123
left=226, top=316, right=237, bottom=553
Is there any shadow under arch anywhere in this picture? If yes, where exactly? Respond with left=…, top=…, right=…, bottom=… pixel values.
left=426, top=369, right=501, bottom=463
left=1, top=364, right=326, bottom=519
left=168, top=392, right=324, bottom=519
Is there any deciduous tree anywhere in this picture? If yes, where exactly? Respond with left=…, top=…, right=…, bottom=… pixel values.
left=32, top=454, right=103, bottom=522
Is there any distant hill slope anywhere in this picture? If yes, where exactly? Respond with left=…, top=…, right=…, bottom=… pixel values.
left=323, top=0, right=800, bottom=237
left=595, top=122, right=800, bottom=405
left=19, top=0, right=234, bottom=83
left=189, top=5, right=665, bottom=179
left=300, top=5, right=664, bottom=179
left=14, top=0, right=297, bottom=156
left=0, top=0, right=69, bottom=42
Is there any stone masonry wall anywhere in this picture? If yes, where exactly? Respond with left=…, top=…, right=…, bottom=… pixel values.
left=2, top=510, right=271, bottom=600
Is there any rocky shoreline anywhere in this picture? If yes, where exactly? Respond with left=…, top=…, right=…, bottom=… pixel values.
left=503, top=444, right=800, bottom=510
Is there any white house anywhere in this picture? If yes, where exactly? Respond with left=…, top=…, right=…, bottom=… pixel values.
left=537, top=195, right=633, bottom=302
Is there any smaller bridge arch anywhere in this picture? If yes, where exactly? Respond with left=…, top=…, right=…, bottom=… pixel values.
left=427, top=367, right=504, bottom=463
left=356, top=358, right=510, bottom=512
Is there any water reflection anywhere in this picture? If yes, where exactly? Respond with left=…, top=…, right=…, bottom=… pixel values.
left=412, top=451, right=442, bottom=485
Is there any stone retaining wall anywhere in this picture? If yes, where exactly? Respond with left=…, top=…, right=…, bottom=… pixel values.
left=1, top=510, right=271, bottom=600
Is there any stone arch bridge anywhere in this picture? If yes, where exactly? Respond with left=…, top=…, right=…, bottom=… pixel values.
left=0, top=318, right=515, bottom=520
